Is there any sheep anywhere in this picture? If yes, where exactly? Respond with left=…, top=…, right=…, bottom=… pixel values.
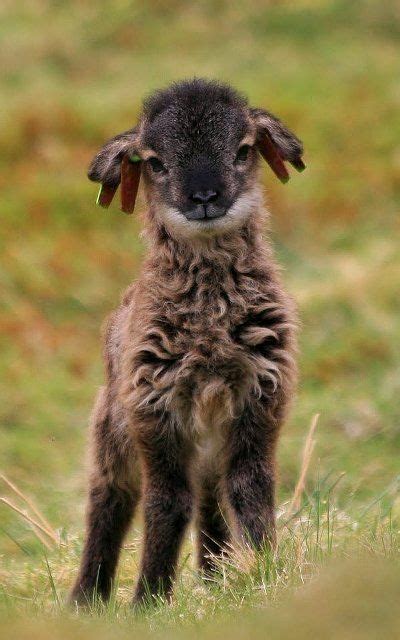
left=70, top=78, right=305, bottom=607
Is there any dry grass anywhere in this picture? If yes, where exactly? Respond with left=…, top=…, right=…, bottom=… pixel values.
left=1, top=414, right=398, bottom=629
left=288, top=413, right=319, bottom=514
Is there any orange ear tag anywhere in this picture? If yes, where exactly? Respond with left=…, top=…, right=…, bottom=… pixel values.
left=120, top=154, right=141, bottom=214
left=258, top=133, right=290, bottom=183
left=96, top=183, right=118, bottom=208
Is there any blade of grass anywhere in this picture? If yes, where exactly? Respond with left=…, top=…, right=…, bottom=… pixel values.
left=0, top=473, right=55, bottom=535
left=358, top=475, right=400, bottom=520
left=0, top=526, right=33, bottom=557
left=288, top=414, right=320, bottom=515
left=43, top=553, right=61, bottom=611
left=0, top=497, right=56, bottom=547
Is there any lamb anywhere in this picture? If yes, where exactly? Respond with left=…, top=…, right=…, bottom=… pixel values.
left=70, top=78, right=305, bottom=607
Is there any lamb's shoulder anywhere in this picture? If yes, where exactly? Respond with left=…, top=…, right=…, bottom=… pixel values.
left=102, top=281, right=139, bottom=380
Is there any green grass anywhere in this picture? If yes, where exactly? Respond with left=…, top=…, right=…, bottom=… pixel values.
left=1, top=0, right=400, bottom=637
left=4, top=558, right=400, bottom=638
left=1, top=478, right=399, bottom=634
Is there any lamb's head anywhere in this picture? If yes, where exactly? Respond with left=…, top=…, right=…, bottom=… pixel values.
left=88, top=79, right=305, bottom=237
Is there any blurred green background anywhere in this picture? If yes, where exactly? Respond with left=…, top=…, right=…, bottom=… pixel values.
left=0, top=0, right=399, bottom=575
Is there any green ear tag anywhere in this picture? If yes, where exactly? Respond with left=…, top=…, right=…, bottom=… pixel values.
left=129, top=153, right=141, bottom=163
left=96, top=186, right=103, bottom=206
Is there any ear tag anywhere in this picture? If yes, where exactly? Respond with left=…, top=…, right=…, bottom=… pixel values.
left=96, top=183, right=118, bottom=208
left=258, top=133, right=290, bottom=183
left=120, top=153, right=141, bottom=214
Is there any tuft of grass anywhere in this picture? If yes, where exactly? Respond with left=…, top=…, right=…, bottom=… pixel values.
left=0, top=418, right=399, bottom=631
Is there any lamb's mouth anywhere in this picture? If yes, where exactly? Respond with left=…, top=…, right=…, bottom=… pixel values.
left=184, top=205, right=227, bottom=221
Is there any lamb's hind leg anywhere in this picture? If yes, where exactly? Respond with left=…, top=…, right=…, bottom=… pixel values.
left=70, top=388, right=140, bottom=606
left=197, top=473, right=230, bottom=575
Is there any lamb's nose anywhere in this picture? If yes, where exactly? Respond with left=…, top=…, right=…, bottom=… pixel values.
left=190, top=190, right=218, bottom=205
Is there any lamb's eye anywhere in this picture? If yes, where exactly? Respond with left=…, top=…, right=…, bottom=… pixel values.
left=148, top=157, right=165, bottom=173
left=235, top=144, right=251, bottom=163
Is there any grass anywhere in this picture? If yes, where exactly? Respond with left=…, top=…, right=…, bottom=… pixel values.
left=1, top=450, right=399, bottom=633
left=1, top=0, right=400, bottom=637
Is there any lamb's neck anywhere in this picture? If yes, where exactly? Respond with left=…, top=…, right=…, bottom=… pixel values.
left=148, top=214, right=268, bottom=276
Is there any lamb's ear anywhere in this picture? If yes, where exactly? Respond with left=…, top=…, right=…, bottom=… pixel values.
left=88, top=128, right=141, bottom=214
left=250, top=108, right=305, bottom=183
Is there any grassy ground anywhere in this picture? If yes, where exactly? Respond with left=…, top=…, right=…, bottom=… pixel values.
left=1, top=0, right=400, bottom=636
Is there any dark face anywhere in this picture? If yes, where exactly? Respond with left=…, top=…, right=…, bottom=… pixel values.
left=87, top=79, right=304, bottom=234
left=138, top=82, right=260, bottom=235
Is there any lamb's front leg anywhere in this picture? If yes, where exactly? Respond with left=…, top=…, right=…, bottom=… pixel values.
left=70, top=385, right=140, bottom=607
left=224, top=399, right=280, bottom=550
left=134, top=417, right=193, bottom=605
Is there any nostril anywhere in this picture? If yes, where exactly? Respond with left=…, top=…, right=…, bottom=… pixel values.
left=190, top=190, right=219, bottom=205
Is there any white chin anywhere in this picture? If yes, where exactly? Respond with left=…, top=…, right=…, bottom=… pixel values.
left=160, top=187, right=262, bottom=238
